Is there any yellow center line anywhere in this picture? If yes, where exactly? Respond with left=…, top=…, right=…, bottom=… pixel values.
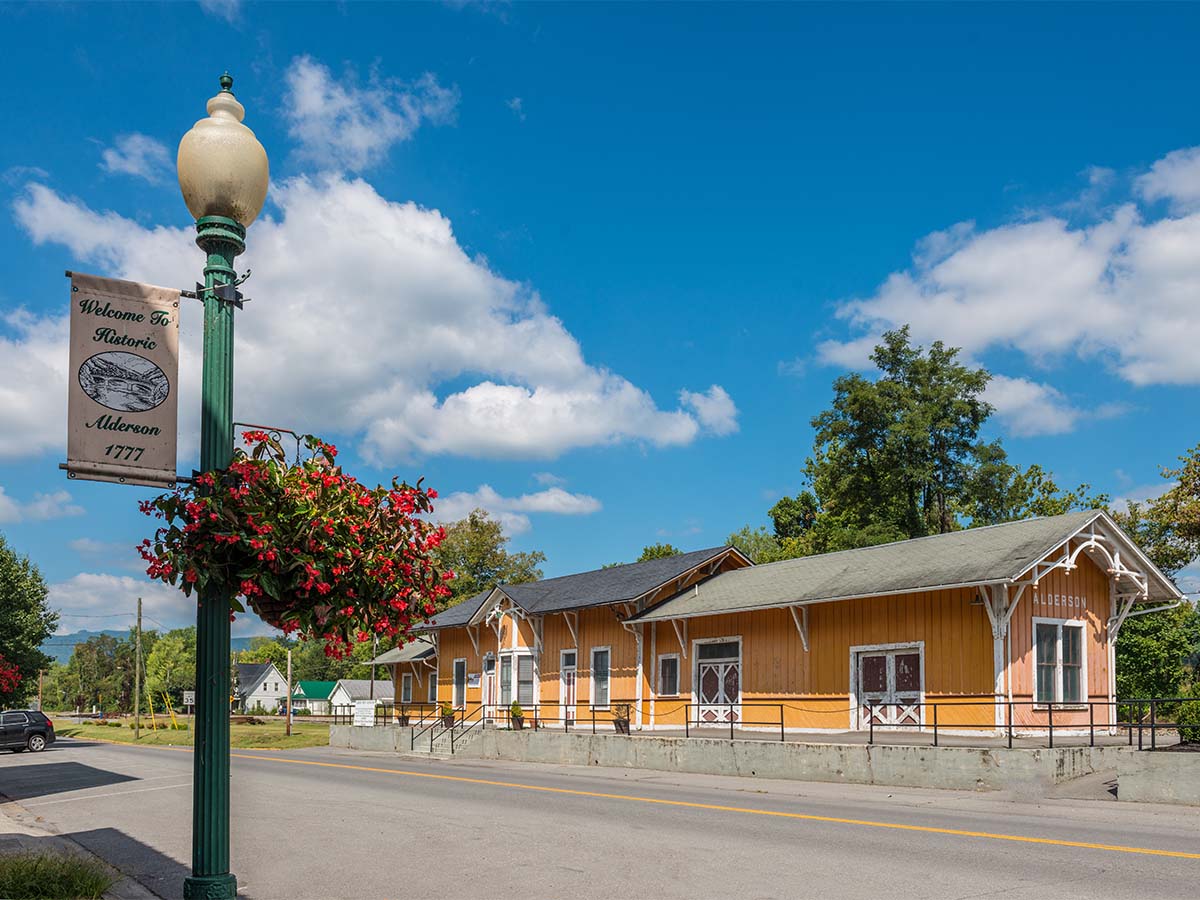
left=59, top=736, right=1200, bottom=861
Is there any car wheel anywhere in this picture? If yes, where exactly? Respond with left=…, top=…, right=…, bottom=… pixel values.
left=27, top=734, right=46, bottom=752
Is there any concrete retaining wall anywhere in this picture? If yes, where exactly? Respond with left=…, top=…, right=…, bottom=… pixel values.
left=470, top=731, right=1124, bottom=797
left=1117, top=751, right=1200, bottom=805
left=330, top=724, right=416, bottom=752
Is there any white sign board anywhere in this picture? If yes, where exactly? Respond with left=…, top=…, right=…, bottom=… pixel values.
left=66, top=271, right=180, bottom=488
left=353, top=700, right=377, bottom=727
left=182, top=690, right=196, bottom=707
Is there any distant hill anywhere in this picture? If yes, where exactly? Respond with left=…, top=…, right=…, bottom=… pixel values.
left=42, top=630, right=263, bottom=664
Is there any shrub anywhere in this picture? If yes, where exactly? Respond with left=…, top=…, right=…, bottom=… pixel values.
left=611, top=702, right=632, bottom=721
left=0, top=851, right=116, bottom=900
left=509, top=701, right=524, bottom=719
left=1176, top=690, right=1200, bottom=743
left=294, top=708, right=311, bottom=716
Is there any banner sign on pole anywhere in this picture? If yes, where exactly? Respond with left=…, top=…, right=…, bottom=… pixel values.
left=66, top=272, right=180, bottom=488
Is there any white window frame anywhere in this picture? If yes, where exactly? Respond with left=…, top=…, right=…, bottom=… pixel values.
left=590, top=645, right=612, bottom=710
left=452, top=658, right=468, bottom=708
left=1032, top=617, right=1088, bottom=707
left=657, top=653, right=680, bottom=697
left=400, top=672, right=413, bottom=704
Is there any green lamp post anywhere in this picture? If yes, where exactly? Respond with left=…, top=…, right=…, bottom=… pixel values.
left=176, top=73, right=269, bottom=900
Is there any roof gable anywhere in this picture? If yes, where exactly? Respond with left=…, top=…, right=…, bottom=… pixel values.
left=235, top=662, right=279, bottom=696
left=332, top=679, right=395, bottom=701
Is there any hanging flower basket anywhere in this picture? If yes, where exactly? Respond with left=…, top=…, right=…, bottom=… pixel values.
left=138, top=431, right=453, bottom=658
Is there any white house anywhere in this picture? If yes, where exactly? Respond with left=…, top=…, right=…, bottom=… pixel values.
left=234, top=662, right=288, bottom=713
left=329, top=679, right=394, bottom=709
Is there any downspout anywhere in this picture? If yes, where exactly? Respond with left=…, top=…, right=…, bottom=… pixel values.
left=649, top=621, right=657, bottom=729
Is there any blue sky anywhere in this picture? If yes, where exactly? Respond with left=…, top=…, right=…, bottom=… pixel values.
left=2, top=2, right=1199, bottom=636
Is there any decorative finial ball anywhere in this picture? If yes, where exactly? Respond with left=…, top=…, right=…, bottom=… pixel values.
left=177, top=73, right=269, bottom=226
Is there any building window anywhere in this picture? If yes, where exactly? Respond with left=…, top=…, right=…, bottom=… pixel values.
left=517, top=656, right=535, bottom=706
left=1034, top=619, right=1086, bottom=705
left=658, top=655, right=679, bottom=697
left=428, top=674, right=437, bottom=704
left=592, top=647, right=611, bottom=708
left=500, top=656, right=513, bottom=706
left=401, top=673, right=413, bottom=704
left=453, top=659, right=467, bottom=708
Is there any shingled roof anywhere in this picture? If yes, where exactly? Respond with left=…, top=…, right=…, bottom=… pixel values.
left=423, top=546, right=742, bottom=629
left=633, top=510, right=1181, bottom=623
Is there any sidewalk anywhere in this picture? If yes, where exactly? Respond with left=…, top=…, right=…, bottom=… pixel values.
left=0, top=798, right=161, bottom=900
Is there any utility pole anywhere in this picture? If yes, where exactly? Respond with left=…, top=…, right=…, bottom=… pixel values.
left=285, top=649, right=292, bottom=737
left=134, top=598, right=142, bottom=740
left=370, top=634, right=378, bottom=700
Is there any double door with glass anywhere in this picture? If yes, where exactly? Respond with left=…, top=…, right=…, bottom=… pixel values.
left=858, top=648, right=922, bottom=728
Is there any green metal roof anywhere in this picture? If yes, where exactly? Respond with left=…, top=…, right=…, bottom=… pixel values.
left=633, top=511, right=1180, bottom=623
left=292, top=680, right=336, bottom=700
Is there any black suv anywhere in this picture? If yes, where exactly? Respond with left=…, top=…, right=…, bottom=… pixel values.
left=0, top=710, right=56, bottom=752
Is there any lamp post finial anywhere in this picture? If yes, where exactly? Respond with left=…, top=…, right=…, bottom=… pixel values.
left=219, top=72, right=234, bottom=93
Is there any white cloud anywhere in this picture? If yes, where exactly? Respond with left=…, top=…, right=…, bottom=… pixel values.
left=11, top=175, right=734, bottom=464
left=0, top=486, right=83, bottom=524
left=680, top=385, right=739, bottom=436
left=984, top=376, right=1083, bottom=437
left=0, top=308, right=67, bottom=460
left=284, top=56, right=459, bottom=172
left=818, top=146, right=1200, bottom=394
left=532, top=472, right=565, bottom=487
left=434, top=483, right=601, bottom=535
left=1136, top=146, right=1200, bottom=214
left=49, top=571, right=273, bottom=636
left=507, top=97, right=526, bottom=121
left=198, top=0, right=241, bottom=23
left=100, top=134, right=172, bottom=183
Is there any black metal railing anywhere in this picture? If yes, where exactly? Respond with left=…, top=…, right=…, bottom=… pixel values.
left=863, top=697, right=1199, bottom=750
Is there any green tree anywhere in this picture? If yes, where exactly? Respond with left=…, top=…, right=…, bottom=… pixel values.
left=236, top=636, right=290, bottom=672
left=145, top=627, right=196, bottom=707
left=0, top=533, right=57, bottom=707
left=964, top=442, right=1108, bottom=526
left=1115, top=604, right=1200, bottom=700
left=637, top=543, right=682, bottom=561
left=434, top=510, right=545, bottom=607
left=807, top=327, right=991, bottom=539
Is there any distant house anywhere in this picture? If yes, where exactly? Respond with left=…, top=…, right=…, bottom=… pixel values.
left=291, top=681, right=337, bottom=715
left=329, top=679, right=394, bottom=709
left=234, top=662, right=287, bottom=713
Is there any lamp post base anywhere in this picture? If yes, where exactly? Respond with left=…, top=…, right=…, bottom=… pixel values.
left=183, top=873, right=238, bottom=900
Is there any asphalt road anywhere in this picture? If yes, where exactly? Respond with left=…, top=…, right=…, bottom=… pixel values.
left=2, top=737, right=1198, bottom=900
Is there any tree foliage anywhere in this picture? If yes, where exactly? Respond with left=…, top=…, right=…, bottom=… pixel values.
left=0, top=533, right=56, bottom=707
left=433, top=509, right=544, bottom=607
left=144, top=628, right=196, bottom=704
left=637, top=543, right=683, bottom=562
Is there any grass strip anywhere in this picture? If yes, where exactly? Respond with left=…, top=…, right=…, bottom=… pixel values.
left=0, top=851, right=116, bottom=900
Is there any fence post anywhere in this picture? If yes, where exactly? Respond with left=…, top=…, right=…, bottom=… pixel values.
left=730, top=704, right=734, bottom=741
left=1089, top=702, right=1094, bottom=748
left=1007, top=701, right=1013, bottom=749
left=779, top=704, right=784, bottom=743
left=933, top=703, right=938, bottom=747
left=685, top=704, right=690, bottom=739
left=1047, top=704, right=1054, bottom=749
left=592, top=706, right=596, bottom=735
left=1150, top=699, right=1157, bottom=751
left=1138, top=701, right=1144, bottom=751
left=868, top=704, right=874, bottom=745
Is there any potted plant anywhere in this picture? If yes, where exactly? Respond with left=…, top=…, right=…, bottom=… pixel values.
left=510, top=701, right=525, bottom=730
left=137, top=431, right=454, bottom=660
left=611, top=702, right=632, bottom=735
left=397, top=706, right=410, bottom=727
left=440, top=702, right=455, bottom=729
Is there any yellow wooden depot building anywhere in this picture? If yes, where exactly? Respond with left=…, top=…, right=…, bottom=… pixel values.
left=374, top=510, right=1182, bottom=735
